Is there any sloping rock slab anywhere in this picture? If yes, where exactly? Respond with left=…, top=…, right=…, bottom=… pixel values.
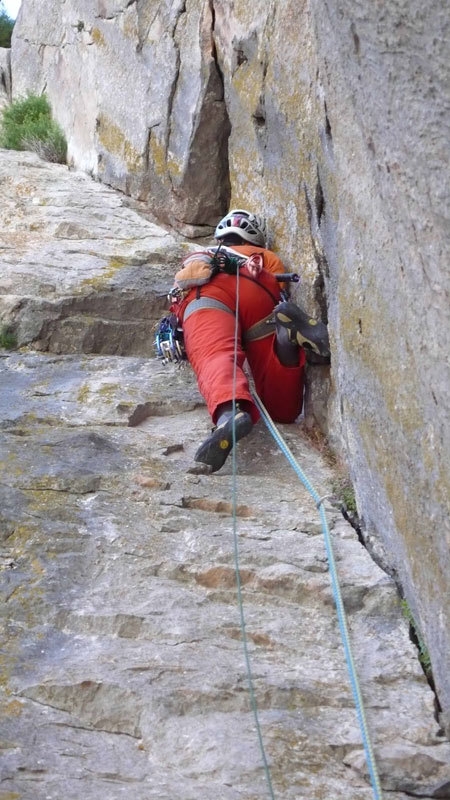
left=0, top=351, right=449, bottom=799
left=0, top=149, right=189, bottom=353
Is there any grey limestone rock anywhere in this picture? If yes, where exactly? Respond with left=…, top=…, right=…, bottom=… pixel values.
left=1, top=148, right=450, bottom=798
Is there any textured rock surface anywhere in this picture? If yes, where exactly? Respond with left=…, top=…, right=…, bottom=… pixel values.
left=310, top=0, right=450, bottom=734
left=0, top=47, right=11, bottom=110
left=6, top=0, right=450, bottom=745
left=10, top=0, right=230, bottom=236
left=1, top=148, right=450, bottom=799
left=0, top=149, right=186, bottom=352
left=2, top=355, right=450, bottom=799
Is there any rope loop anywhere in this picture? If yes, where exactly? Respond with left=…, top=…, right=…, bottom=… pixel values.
left=316, top=493, right=334, bottom=509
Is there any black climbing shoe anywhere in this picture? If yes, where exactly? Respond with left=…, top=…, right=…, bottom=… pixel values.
left=274, top=301, right=330, bottom=358
left=194, top=408, right=253, bottom=473
left=305, top=351, right=331, bottom=366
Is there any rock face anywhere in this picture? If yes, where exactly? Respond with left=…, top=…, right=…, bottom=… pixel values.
left=9, top=0, right=230, bottom=237
left=1, top=150, right=450, bottom=799
left=311, top=2, right=450, bottom=736
left=0, top=47, right=11, bottom=110
left=5, top=0, right=450, bottom=740
left=0, top=149, right=186, bottom=353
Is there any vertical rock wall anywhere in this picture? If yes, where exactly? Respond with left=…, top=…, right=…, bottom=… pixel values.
left=9, top=0, right=450, bottom=731
left=10, top=0, right=230, bottom=235
left=0, top=47, right=11, bottom=110
left=309, top=0, right=450, bottom=734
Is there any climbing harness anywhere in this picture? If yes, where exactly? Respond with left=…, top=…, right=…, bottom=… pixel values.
left=155, top=267, right=299, bottom=364
left=242, top=311, right=276, bottom=343
left=183, top=296, right=235, bottom=323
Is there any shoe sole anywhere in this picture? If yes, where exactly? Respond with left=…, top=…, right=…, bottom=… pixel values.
left=275, top=303, right=330, bottom=357
left=194, top=411, right=253, bottom=472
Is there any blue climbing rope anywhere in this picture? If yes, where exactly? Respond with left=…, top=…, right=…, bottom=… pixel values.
left=230, top=269, right=276, bottom=800
left=228, top=265, right=382, bottom=798
left=251, top=390, right=384, bottom=800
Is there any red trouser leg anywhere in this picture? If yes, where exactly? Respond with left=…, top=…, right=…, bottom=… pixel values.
left=245, top=335, right=305, bottom=423
left=183, top=308, right=258, bottom=424
left=182, top=272, right=305, bottom=425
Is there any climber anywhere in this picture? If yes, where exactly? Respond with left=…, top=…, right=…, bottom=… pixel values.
left=170, top=208, right=330, bottom=473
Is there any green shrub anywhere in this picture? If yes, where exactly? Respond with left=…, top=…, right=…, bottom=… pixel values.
left=0, top=325, right=17, bottom=350
left=0, top=9, right=14, bottom=48
left=332, top=476, right=357, bottom=513
left=0, top=93, right=67, bottom=163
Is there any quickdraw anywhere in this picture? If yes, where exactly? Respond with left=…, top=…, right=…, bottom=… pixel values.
left=154, top=313, right=186, bottom=364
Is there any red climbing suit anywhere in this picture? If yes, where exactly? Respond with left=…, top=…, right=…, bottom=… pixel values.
left=177, top=244, right=306, bottom=425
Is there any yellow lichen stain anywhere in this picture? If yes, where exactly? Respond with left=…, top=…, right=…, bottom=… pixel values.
left=16, top=412, right=37, bottom=426
left=149, top=134, right=167, bottom=179
left=122, top=10, right=138, bottom=40
left=0, top=792, right=21, bottom=800
left=1, top=457, right=23, bottom=481
left=79, top=254, right=134, bottom=290
left=12, top=181, right=34, bottom=198
left=96, top=114, right=143, bottom=174
left=229, top=58, right=334, bottom=273
left=6, top=524, right=33, bottom=551
left=8, top=525, right=45, bottom=580
left=91, top=26, right=106, bottom=47
left=116, top=401, right=135, bottom=413
left=30, top=557, right=45, bottom=579
left=338, top=280, right=421, bottom=434
left=167, top=151, right=183, bottom=182
left=280, top=86, right=311, bottom=127
left=98, top=383, right=119, bottom=398
left=26, top=489, right=71, bottom=520
left=230, top=3, right=256, bottom=29
left=232, top=58, right=263, bottom=115
left=77, top=383, right=90, bottom=404
left=3, top=699, right=24, bottom=717
left=229, top=142, right=259, bottom=195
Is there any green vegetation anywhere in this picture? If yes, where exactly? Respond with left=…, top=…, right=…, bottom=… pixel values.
left=332, top=476, right=357, bottom=513
left=0, top=7, right=14, bottom=48
left=0, top=325, right=17, bottom=350
left=401, top=599, right=432, bottom=678
left=0, top=93, right=67, bottom=164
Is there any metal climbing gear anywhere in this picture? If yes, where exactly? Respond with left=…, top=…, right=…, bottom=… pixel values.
left=154, top=313, right=186, bottom=364
left=210, top=250, right=244, bottom=276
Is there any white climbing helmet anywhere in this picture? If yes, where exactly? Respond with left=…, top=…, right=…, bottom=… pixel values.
left=214, top=208, right=267, bottom=247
